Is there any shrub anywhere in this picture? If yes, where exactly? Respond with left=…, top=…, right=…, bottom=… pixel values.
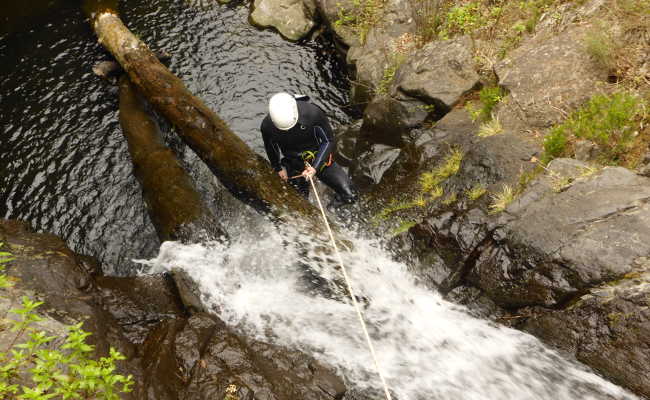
left=542, top=91, right=646, bottom=164
left=0, top=244, right=134, bottom=399
left=542, top=126, right=568, bottom=163
left=438, top=1, right=483, bottom=39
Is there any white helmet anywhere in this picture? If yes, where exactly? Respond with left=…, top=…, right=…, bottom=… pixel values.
left=269, top=92, right=299, bottom=131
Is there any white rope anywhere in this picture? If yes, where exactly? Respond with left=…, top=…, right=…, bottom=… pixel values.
left=306, top=174, right=393, bottom=400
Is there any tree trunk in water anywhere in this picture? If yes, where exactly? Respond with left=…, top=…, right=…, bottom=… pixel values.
left=85, top=1, right=319, bottom=223
left=118, top=76, right=227, bottom=243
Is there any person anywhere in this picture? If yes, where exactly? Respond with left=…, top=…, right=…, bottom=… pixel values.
left=261, top=92, right=357, bottom=207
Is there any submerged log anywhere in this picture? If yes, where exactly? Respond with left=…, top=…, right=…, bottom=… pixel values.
left=119, top=76, right=227, bottom=242
left=85, top=0, right=319, bottom=222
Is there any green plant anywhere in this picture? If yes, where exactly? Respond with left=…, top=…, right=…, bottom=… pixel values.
left=542, top=91, right=646, bottom=164
left=391, top=220, right=418, bottom=236
left=334, top=0, right=385, bottom=43
left=439, top=1, right=483, bottom=39
left=489, top=184, right=515, bottom=213
left=466, top=184, right=487, bottom=200
left=542, top=126, right=568, bottom=163
left=0, top=245, right=133, bottom=399
left=0, top=243, right=14, bottom=289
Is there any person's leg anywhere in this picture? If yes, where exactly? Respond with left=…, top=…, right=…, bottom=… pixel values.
left=282, top=158, right=310, bottom=199
left=317, top=162, right=358, bottom=204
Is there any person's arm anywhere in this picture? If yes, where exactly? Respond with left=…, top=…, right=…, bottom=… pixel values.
left=261, top=121, right=283, bottom=172
left=310, top=111, right=335, bottom=171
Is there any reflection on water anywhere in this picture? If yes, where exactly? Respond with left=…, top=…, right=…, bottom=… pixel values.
left=0, top=0, right=351, bottom=274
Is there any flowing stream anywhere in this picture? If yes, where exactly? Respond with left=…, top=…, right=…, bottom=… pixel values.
left=139, top=223, right=638, bottom=400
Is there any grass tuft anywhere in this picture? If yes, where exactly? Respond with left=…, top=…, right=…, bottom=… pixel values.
left=477, top=117, right=503, bottom=137
left=489, top=184, right=515, bottom=213
left=466, top=184, right=487, bottom=200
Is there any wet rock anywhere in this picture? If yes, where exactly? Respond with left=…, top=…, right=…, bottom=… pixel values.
left=523, top=259, right=650, bottom=397
left=141, top=313, right=346, bottom=400
left=171, top=267, right=209, bottom=314
left=250, top=0, right=316, bottom=41
left=95, top=274, right=186, bottom=344
left=495, top=25, right=607, bottom=130
left=0, top=219, right=141, bottom=398
left=350, top=141, right=401, bottom=188
left=362, top=95, right=430, bottom=145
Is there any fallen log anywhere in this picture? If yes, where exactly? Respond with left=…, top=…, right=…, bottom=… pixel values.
left=84, top=0, right=319, bottom=222
left=118, top=76, right=227, bottom=242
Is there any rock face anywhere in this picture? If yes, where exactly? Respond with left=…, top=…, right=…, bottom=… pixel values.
left=495, top=25, right=606, bottom=131
left=142, top=313, right=346, bottom=400
left=251, top=0, right=316, bottom=41
left=404, top=159, right=650, bottom=397
left=524, top=265, right=650, bottom=397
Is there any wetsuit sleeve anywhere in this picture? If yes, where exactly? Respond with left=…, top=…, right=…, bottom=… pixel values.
left=261, top=121, right=283, bottom=171
left=311, top=111, right=335, bottom=171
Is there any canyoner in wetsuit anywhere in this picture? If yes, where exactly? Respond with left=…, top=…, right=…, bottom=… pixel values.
left=261, top=92, right=357, bottom=207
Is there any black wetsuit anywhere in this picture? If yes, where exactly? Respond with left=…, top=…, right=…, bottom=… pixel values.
left=261, top=99, right=357, bottom=204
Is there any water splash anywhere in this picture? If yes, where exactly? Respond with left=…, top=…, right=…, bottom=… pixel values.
left=138, top=225, right=637, bottom=400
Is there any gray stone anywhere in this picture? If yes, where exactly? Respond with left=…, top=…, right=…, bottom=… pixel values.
left=495, top=25, right=607, bottom=130
left=351, top=142, right=402, bottom=186
left=574, top=139, right=598, bottom=161
left=344, top=0, right=417, bottom=103
left=251, top=0, right=316, bottom=41
left=395, top=36, right=479, bottom=113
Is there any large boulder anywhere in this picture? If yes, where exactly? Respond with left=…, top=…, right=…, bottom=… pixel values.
left=362, top=36, right=480, bottom=140
left=495, top=25, right=607, bottom=131
left=394, top=36, right=479, bottom=113
left=473, top=161, right=650, bottom=308
left=345, top=0, right=417, bottom=103
left=250, top=0, right=317, bottom=41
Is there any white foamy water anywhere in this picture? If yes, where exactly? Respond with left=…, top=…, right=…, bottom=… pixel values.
left=138, top=224, right=637, bottom=400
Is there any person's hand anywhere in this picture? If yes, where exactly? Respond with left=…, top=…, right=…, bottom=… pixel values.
left=278, top=169, right=288, bottom=181
left=301, top=166, right=316, bottom=180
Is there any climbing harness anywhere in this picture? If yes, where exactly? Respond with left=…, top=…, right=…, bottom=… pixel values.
left=301, top=150, right=333, bottom=172
left=306, top=166, right=393, bottom=400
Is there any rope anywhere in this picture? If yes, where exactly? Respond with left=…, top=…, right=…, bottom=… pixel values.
left=306, top=174, right=393, bottom=400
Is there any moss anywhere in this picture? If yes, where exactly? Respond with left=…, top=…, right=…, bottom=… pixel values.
left=391, top=220, right=418, bottom=236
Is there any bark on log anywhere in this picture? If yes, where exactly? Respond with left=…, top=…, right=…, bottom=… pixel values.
left=119, top=76, right=227, bottom=242
left=85, top=1, right=319, bottom=222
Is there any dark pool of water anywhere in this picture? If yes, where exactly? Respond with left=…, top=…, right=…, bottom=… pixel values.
left=0, top=0, right=352, bottom=274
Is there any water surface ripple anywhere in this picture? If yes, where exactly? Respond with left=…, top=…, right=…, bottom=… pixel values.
left=0, top=0, right=351, bottom=273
